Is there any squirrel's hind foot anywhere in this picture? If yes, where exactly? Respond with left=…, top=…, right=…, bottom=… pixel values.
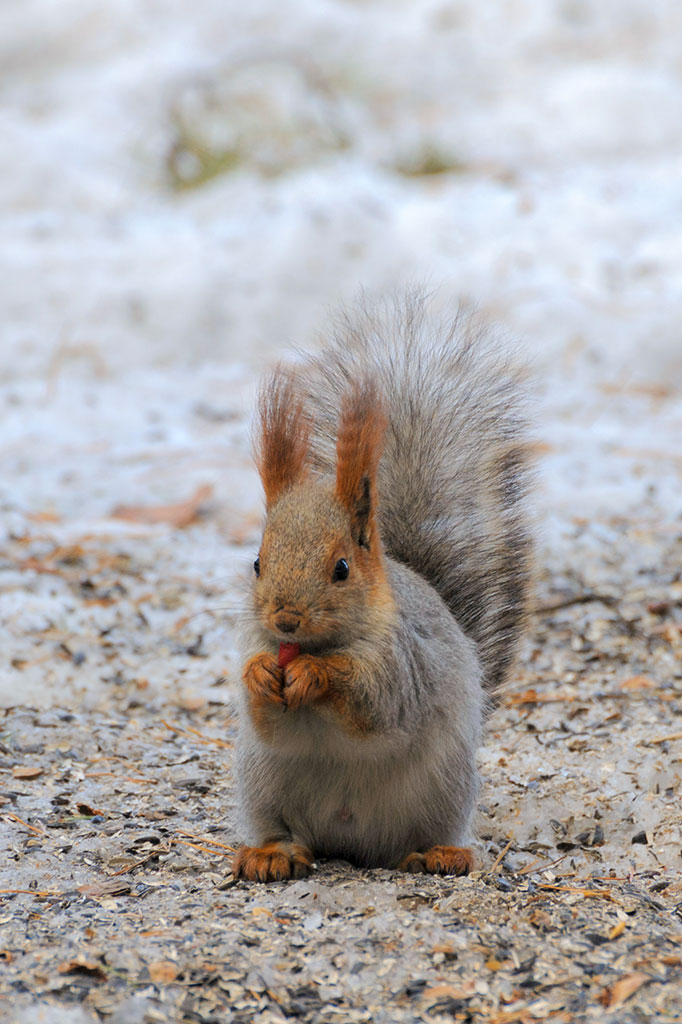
left=399, top=845, right=473, bottom=876
left=233, top=841, right=313, bottom=882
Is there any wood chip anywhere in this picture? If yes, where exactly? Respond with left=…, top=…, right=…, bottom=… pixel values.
left=58, top=957, right=107, bottom=980
left=148, top=960, right=179, bottom=984
left=598, top=971, right=649, bottom=1008
left=76, top=802, right=107, bottom=817
left=422, top=981, right=476, bottom=1003
left=78, top=880, right=132, bottom=898
left=620, top=675, right=657, bottom=690
left=12, top=766, right=44, bottom=779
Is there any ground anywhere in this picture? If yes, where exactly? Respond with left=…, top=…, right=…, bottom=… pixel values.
left=2, top=373, right=682, bottom=1024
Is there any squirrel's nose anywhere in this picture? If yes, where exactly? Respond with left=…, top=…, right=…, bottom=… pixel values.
left=274, top=611, right=301, bottom=634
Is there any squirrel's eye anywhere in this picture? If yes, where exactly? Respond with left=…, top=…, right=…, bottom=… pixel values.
left=253, top=557, right=260, bottom=577
left=332, top=558, right=349, bottom=582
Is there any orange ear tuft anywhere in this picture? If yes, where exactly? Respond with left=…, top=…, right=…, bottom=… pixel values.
left=335, top=378, right=386, bottom=548
left=255, top=369, right=311, bottom=507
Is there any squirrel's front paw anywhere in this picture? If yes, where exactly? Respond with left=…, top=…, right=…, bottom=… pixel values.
left=283, top=655, right=329, bottom=710
left=243, top=653, right=285, bottom=706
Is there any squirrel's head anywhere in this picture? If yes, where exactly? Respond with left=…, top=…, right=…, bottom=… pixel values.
left=251, top=370, right=388, bottom=647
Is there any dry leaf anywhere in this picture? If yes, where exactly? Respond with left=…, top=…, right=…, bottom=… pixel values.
left=112, top=484, right=212, bottom=528
left=58, top=957, right=106, bottom=980
left=12, top=766, right=44, bottom=779
left=78, top=880, right=131, bottom=898
left=76, top=803, right=107, bottom=817
left=621, top=675, right=657, bottom=691
left=148, top=960, right=179, bottom=984
left=598, top=971, right=649, bottom=1008
left=423, top=981, right=476, bottom=1003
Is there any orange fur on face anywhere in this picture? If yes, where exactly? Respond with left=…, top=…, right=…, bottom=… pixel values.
left=255, top=369, right=311, bottom=508
left=251, top=374, right=392, bottom=652
left=335, top=379, right=386, bottom=551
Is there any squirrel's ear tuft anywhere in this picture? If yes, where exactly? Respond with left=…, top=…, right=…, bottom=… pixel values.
left=255, top=369, right=311, bottom=508
left=335, top=379, right=386, bottom=548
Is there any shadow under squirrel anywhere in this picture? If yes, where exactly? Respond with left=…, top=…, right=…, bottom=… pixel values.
left=234, top=292, right=532, bottom=882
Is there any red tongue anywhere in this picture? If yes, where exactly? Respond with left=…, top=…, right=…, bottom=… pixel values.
left=278, top=642, right=300, bottom=669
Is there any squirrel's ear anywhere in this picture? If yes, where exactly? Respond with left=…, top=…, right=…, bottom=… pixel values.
left=255, top=369, right=311, bottom=508
left=335, top=379, right=386, bottom=549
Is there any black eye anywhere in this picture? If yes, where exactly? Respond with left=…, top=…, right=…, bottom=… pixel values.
left=253, top=557, right=260, bottom=577
left=332, top=558, right=349, bottom=582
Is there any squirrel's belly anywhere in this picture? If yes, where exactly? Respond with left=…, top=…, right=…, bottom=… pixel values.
left=280, top=754, right=461, bottom=868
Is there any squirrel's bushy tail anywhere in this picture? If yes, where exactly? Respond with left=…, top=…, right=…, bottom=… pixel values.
left=299, top=291, right=533, bottom=697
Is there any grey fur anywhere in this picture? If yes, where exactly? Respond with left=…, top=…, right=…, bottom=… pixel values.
left=236, top=291, right=531, bottom=868
left=237, top=561, right=482, bottom=867
left=300, top=291, right=533, bottom=696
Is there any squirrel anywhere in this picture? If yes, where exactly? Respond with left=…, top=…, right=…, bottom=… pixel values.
left=233, top=292, right=532, bottom=882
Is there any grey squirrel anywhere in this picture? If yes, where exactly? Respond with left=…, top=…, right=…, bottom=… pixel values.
left=234, top=292, right=532, bottom=881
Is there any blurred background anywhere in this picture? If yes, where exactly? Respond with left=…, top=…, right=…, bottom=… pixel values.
left=1, top=0, right=681, bottom=706
left=2, top=0, right=681, bottom=383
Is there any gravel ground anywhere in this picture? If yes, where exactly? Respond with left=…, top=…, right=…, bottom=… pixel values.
left=2, top=375, right=682, bottom=1024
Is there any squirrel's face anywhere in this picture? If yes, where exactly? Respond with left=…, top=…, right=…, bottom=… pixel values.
left=252, top=480, right=380, bottom=648
left=251, top=369, right=388, bottom=647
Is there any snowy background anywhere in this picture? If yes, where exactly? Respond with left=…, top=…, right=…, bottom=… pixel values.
left=1, top=0, right=682, bottom=708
